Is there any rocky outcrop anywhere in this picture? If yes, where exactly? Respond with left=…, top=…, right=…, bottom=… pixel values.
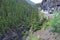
left=40, top=0, right=60, bottom=13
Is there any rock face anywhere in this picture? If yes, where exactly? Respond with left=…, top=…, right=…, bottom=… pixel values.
left=40, top=0, right=60, bottom=13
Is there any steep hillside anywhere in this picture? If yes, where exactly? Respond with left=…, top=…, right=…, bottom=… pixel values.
left=0, top=0, right=41, bottom=40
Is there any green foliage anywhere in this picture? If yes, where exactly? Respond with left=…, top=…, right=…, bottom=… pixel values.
left=50, top=11, right=60, bottom=33
left=38, top=12, right=49, bottom=30
left=30, top=34, right=40, bottom=40
left=30, top=36, right=40, bottom=40
left=0, top=0, right=41, bottom=35
left=42, top=21, right=50, bottom=30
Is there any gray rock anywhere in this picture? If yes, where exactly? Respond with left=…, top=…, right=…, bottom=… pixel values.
left=40, top=0, right=60, bottom=13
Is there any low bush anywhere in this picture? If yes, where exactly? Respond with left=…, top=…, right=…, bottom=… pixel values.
left=50, top=11, right=60, bottom=33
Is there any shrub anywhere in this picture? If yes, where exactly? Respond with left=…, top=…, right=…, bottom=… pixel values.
left=50, top=11, right=60, bottom=33
left=30, top=34, right=40, bottom=40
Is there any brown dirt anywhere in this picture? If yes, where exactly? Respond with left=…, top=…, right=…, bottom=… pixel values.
left=34, top=26, right=60, bottom=40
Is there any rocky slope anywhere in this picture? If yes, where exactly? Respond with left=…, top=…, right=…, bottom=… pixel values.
left=34, top=26, right=56, bottom=40
left=40, top=0, right=60, bottom=13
